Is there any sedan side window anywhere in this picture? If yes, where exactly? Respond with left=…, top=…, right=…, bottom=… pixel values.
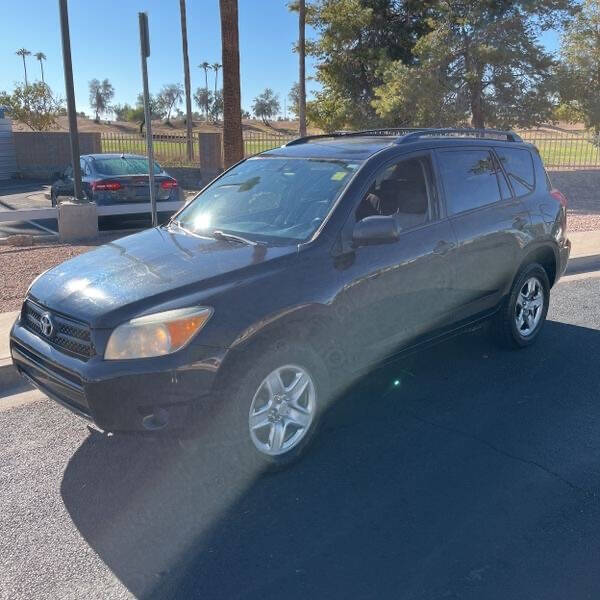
left=437, top=149, right=503, bottom=216
left=355, top=156, right=434, bottom=230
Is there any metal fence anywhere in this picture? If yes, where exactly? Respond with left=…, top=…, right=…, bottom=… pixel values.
left=100, top=129, right=600, bottom=170
left=519, top=129, right=600, bottom=170
left=101, top=130, right=297, bottom=166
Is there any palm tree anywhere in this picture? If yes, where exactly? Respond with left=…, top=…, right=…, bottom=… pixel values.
left=212, top=62, right=222, bottom=97
left=34, top=52, right=47, bottom=83
left=297, top=0, right=307, bottom=136
left=219, top=0, right=244, bottom=166
left=16, top=48, right=31, bottom=86
left=199, top=61, right=211, bottom=120
left=179, top=0, right=194, bottom=161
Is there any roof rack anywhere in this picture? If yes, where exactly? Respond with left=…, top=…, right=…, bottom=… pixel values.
left=397, top=128, right=522, bottom=143
left=285, top=127, right=522, bottom=146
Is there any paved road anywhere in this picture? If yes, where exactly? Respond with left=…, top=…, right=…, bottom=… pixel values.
left=0, top=181, right=56, bottom=237
left=3, top=276, right=600, bottom=599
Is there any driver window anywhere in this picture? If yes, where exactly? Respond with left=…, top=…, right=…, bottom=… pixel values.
left=355, top=156, right=434, bottom=230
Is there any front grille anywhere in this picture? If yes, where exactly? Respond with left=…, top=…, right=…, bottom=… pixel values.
left=23, top=299, right=94, bottom=359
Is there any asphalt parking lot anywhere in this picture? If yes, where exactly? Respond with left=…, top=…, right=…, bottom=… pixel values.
left=2, top=275, right=600, bottom=600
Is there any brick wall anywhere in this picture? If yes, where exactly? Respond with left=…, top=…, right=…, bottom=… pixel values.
left=13, top=132, right=101, bottom=178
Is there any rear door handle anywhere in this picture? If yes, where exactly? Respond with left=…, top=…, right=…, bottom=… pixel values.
left=433, top=240, right=455, bottom=256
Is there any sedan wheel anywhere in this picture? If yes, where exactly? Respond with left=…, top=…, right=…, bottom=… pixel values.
left=248, top=364, right=316, bottom=456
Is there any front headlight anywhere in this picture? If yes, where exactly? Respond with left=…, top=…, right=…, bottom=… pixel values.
left=104, top=307, right=213, bottom=360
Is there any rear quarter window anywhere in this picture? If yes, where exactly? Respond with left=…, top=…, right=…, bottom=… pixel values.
left=495, top=147, right=535, bottom=197
left=437, top=149, right=502, bottom=215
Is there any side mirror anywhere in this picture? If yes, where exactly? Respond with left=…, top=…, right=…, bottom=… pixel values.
left=352, top=215, right=401, bottom=246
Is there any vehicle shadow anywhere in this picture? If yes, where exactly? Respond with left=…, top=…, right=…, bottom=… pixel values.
left=61, top=321, right=600, bottom=599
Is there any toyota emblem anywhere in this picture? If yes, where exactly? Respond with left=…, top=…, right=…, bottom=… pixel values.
left=40, top=312, right=54, bottom=338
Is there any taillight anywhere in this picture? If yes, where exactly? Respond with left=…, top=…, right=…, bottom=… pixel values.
left=550, top=189, right=568, bottom=208
left=92, top=180, right=122, bottom=191
left=160, top=179, right=178, bottom=190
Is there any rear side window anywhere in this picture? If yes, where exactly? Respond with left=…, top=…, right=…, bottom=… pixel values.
left=495, top=147, right=535, bottom=197
left=437, top=150, right=502, bottom=215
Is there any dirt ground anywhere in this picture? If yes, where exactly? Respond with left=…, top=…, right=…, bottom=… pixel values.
left=0, top=234, right=124, bottom=312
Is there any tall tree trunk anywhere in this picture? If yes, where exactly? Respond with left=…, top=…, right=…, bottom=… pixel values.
left=204, top=69, right=209, bottom=121
left=22, top=58, right=28, bottom=86
left=298, top=0, right=307, bottom=137
left=179, top=0, right=194, bottom=161
left=471, top=93, right=484, bottom=129
left=219, top=0, right=244, bottom=167
left=40, top=62, right=45, bottom=83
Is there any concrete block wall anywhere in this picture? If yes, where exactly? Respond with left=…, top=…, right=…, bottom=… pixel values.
left=13, top=132, right=101, bottom=179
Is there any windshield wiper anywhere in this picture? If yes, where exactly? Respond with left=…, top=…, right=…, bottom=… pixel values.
left=212, top=230, right=262, bottom=246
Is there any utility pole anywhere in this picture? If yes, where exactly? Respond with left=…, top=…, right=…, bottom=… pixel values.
left=139, top=12, right=157, bottom=227
left=58, top=0, right=83, bottom=201
left=179, top=0, right=194, bottom=163
left=298, top=0, right=307, bottom=137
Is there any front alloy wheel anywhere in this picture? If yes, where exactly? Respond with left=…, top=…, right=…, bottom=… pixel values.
left=248, top=364, right=316, bottom=456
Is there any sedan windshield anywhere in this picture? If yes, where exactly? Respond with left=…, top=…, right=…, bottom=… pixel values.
left=93, top=157, right=162, bottom=176
left=175, top=157, right=360, bottom=242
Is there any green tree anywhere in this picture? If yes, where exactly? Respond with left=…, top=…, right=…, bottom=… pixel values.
left=288, top=82, right=300, bottom=118
left=157, top=83, right=184, bottom=124
left=194, top=87, right=213, bottom=115
left=212, top=63, right=222, bottom=96
left=372, top=0, right=576, bottom=129
left=0, top=82, right=63, bottom=131
left=252, top=88, right=281, bottom=126
left=34, top=52, right=46, bottom=83
left=557, top=0, right=600, bottom=136
left=210, top=89, right=224, bottom=122
left=89, top=78, right=115, bottom=122
left=198, top=61, right=211, bottom=120
left=15, top=48, right=31, bottom=86
left=306, top=0, right=434, bottom=130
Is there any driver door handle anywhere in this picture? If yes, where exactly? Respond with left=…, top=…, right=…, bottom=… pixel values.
left=433, top=240, right=455, bottom=256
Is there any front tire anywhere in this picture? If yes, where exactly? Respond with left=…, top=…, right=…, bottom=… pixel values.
left=219, top=343, right=329, bottom=471
left=494, top=262, right=550, bottom=349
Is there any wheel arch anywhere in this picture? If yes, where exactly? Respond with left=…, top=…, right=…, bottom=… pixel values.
left=211, top=303, right=339, bottom=394
left=516, top=242, right=558, bottom=288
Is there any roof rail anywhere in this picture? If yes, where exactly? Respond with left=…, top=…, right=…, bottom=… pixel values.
left=285, top=128, right=424, bottom=146
left=397, top=128, right=522, bottom=143
left=284, top=127, right=522, bottom=147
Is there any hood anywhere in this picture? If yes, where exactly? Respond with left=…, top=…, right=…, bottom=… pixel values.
left=29, top=227, right=297, bottom=327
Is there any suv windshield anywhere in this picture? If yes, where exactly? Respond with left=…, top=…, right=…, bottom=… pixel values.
left=175, top=157, right=360, bottom=242
left=93, top=157, right=162, bottom=176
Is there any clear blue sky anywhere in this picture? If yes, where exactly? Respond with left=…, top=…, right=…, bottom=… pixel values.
left=0, top=0, right=319, bottom=117
left=1, top=0, right=561, bottom=119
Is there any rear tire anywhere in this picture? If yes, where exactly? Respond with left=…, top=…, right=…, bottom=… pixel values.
left=493, top=262, right=550, bottom=349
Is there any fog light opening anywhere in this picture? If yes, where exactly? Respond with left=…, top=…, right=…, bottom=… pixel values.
left=142, top=407, right=169, bottom=431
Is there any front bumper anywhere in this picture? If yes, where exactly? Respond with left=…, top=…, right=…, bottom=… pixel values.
left=10, top=317, right=227, bottom=432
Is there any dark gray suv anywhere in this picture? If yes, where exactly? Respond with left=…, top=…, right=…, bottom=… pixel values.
left=11, top=128, right=570, bottom=469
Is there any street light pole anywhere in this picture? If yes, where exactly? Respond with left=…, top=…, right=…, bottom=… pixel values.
left=58, top=0, right=83, bottom=201
left=139, top=12, right=158, bottom=227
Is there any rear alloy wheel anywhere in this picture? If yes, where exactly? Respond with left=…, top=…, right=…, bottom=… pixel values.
left=494, top=262, right=550, bottom=348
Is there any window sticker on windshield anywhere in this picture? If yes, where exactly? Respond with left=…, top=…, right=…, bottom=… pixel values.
left=331, top=171, right=348, bottom=181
